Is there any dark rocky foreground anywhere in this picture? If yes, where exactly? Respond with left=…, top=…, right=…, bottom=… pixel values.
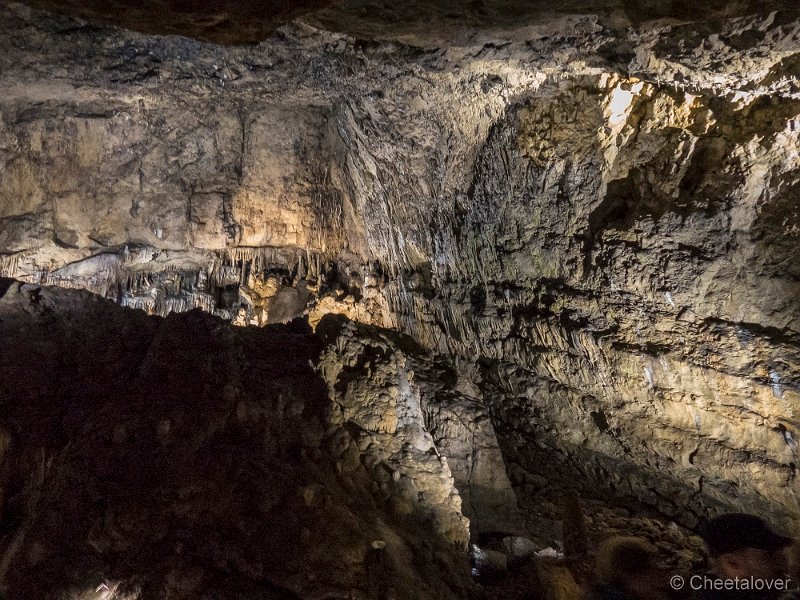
left=0, top=279, right=752, bottom=599
left=0, top=280, right=481, bottom=599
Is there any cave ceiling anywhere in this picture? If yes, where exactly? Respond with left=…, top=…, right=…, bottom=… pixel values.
left=14, top=0, right=800, bottom=44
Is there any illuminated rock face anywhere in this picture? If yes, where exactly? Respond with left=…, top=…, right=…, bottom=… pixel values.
left=316, top=318, right=521, bottom=538
left=1, top=0, right=800, bottom=586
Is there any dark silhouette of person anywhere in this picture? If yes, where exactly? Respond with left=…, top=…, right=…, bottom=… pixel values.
left=587, top=536, right=675, bottom=600
left=697, top=513, right=797, bottom=600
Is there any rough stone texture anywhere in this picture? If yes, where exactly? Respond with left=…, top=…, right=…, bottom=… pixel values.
left=12, top=0, right=332, bottom=45
left=0, top=280, right=478, bottom=600
left=317, top=318, right=521, bottom=538
left=422, top=361, right=522, bottom=537
left=13, top=0, right=800, bottom=45
left=1, top=0, right=800, bottom=570
left=317, top=319, right=473, bottom=549
left=378, top=69, right=800, bottom=526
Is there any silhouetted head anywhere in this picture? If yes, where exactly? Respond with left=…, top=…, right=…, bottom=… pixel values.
left=700, top=513, right=792, bottom=581
left=595, top=536, right=671, bottom=600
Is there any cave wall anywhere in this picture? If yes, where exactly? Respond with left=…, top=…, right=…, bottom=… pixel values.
left=316, top=14, right=800, bottom=526
left=2, top=0, right=800, bottom=533
left=371, top=74, right=800, bottom=525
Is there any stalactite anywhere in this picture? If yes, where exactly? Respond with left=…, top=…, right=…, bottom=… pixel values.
left=0, top=253, right=19, bottom=277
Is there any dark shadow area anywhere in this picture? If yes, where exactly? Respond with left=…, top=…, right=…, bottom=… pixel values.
left=12, top=0, right=799, bottom=45
left=751, top=177, right=800, bottom=280
left=11, top=0, right=332, bottom=45
left=0, top=281, right=472, bottom=599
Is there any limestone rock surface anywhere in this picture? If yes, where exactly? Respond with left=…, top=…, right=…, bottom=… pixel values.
left=1, top=0, right=800, bottom=568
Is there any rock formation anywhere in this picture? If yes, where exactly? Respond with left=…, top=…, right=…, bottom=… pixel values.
left=0, top=280, right=486, bottom=599
left=1, top=0, right=800, bottom=597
